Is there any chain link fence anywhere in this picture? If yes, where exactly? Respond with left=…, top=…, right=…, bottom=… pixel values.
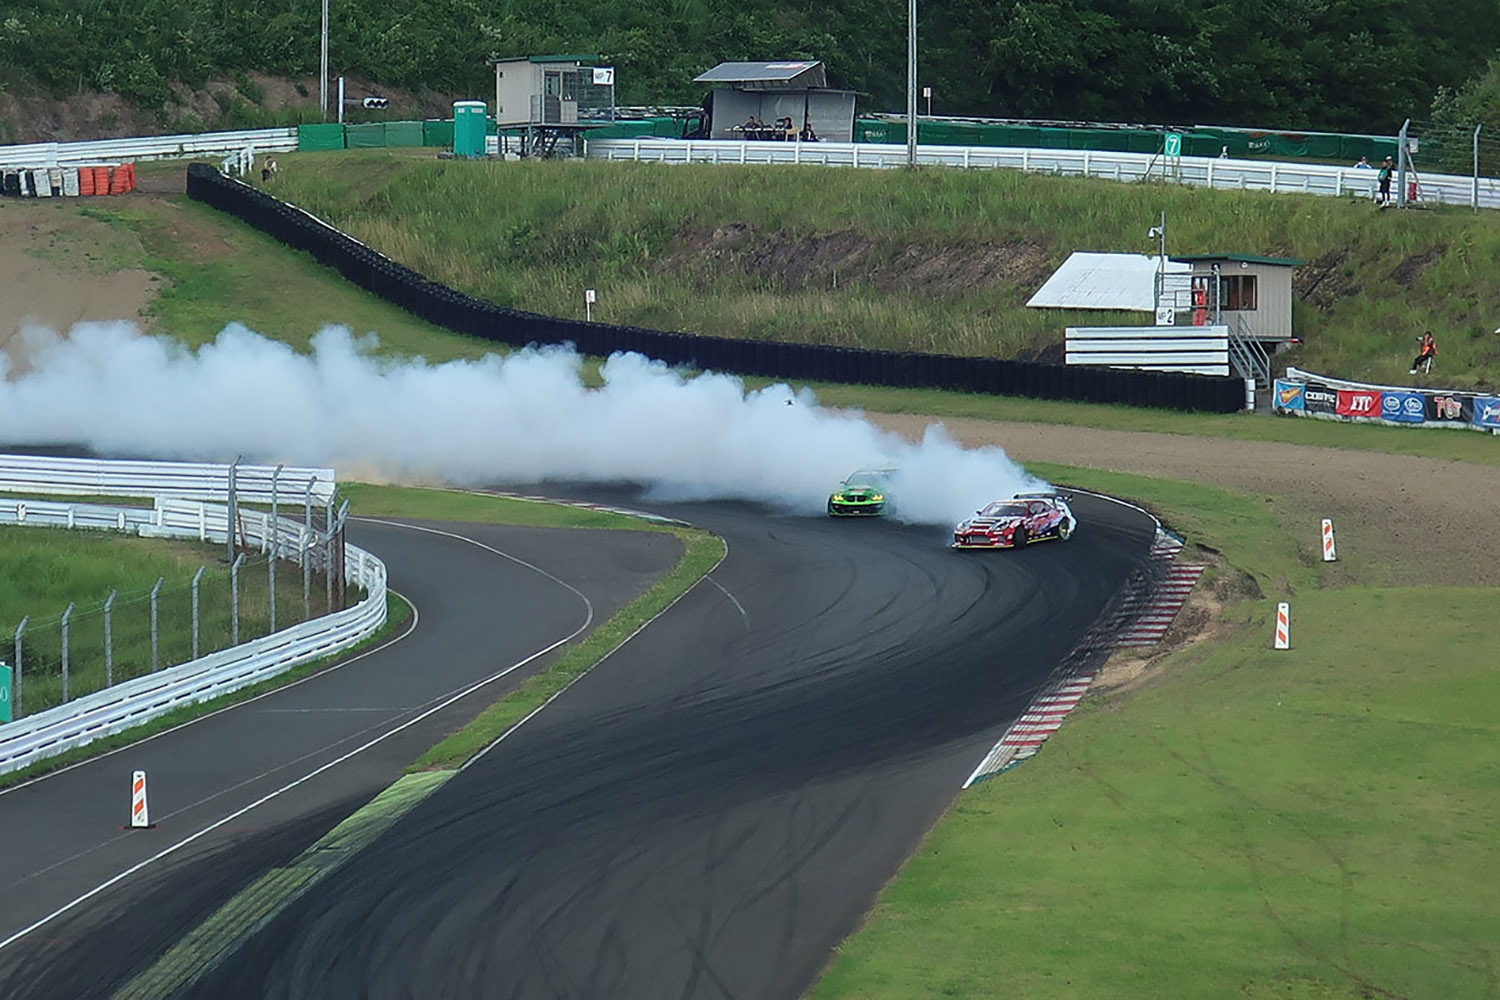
left=2, top=507, right=352, bottom=721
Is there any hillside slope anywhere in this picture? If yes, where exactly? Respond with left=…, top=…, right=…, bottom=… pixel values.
left=266, top=152, right=1500, bottom=390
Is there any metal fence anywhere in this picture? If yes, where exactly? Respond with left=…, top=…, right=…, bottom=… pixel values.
left=0, top=493, right=385, bottom=776
left=0, top=495, right=352, bottom=721
left=585, top=139, right=1500, bottom=211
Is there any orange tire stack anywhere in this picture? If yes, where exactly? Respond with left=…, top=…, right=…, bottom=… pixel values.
left=123, top=162, right=136, bottom=191
left=78, top=167, right=96, bottom=196
left=108, top=166, right=127, bottom=194
left=93, top=166, right=111, bottom=195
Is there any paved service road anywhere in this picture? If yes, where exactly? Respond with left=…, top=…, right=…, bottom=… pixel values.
left=0, top=518, right=682, bottom=1000
left=189, top=492, right=1154, bottom=1000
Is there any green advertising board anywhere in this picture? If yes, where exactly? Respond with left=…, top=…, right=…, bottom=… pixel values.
left=0, top=663, right=11, bottom=723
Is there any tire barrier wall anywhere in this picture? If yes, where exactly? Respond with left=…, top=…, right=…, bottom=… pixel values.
left=185, top=163, right=1245, bottom=413
left=1272, top=367, right=1500, bottom=433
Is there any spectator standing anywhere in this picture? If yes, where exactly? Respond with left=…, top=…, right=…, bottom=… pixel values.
left=1377, top=156, right=1394, bottom=206
left=1410, top=331, right=1436, bottom=374
left=1353, top=155, right=1372, bottom=169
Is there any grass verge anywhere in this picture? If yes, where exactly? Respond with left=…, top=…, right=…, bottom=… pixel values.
left=807, top=470, right=1500, bottom=999
left=407, top=523, right=724, bottom=772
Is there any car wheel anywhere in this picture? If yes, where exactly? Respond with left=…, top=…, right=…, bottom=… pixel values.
left=1057, top=520, right=1074, bottom=541
left=1012, top=526, right=1028, bottom=548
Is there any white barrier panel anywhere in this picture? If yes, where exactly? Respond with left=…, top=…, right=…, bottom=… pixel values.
left=0, top=128, right=297, bottom=170
left=1065, top=325, right=1231, bottom=376
left=0, top=497, right=385, bottom=776
left=130, top=770, right=150, bottom=828
left=1321, top=519, right=1337, bottom=561
left=0, top=454, right=336, bottom=504
left=586, top=139, right=1500, bottom=211
left=1274, top=602, right=1291, bottom=649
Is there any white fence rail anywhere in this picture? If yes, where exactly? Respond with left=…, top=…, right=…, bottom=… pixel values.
left=0, top=127, right=297, bottom=169
left=586, top=139, right=1500, bottom=211
left=1065, top=325, right=1231, bottom=376
left=0, top=454, right=336, bottom=504
left=0, top=495, right=384, bottom=776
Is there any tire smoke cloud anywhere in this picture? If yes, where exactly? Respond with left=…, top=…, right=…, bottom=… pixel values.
left=1, top=322, right=1046, bottom=525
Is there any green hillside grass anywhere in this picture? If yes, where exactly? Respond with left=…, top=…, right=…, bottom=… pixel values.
left=263, top=151, right=1500, bottom=390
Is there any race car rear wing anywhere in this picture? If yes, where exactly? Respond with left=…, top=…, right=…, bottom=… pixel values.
left=1013, top=491, right=1074, bottom=502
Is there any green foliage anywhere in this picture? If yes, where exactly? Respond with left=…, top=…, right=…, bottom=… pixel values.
left=0, top=0, right=1497, bottom=128
left=1427, top=58, right=1500, bottom=175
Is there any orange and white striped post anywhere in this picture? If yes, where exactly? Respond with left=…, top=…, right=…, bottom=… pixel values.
left=130, top=770, right=150, bottom=829
left=1273, top=602, right=1291, bottom=649
left=1321, top=518, right=1337, bottom=561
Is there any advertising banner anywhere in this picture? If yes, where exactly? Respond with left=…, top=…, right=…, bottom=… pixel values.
left=1427, top=394, right=1473, bottom=424
left=1273, top=380, right=1304, bottom=412
left=1301, top=383, right=1338, bottom=415
left=1380, top=390, right=1426, bottom=424
left=1472, top=397, right=1500, bottom=431
left=1336, top=389, right=1381, bottom=418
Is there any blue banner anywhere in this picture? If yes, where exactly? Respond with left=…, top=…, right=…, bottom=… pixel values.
left=1273, top=380, right=1305, bottom=412
left=1380, top=390, right=1426, bottom=424
left=1473, top=397, right=1500, bottom=430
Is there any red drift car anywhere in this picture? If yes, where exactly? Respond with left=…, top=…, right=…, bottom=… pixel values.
left=952, top=493, right=1078, bottom=549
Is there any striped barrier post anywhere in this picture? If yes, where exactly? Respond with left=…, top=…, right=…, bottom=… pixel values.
left=1321, top=518, right=1337, bottom=561
left=1274, top=602, right=1291, bottom=649
left=130, top=770, right=151, bottom=828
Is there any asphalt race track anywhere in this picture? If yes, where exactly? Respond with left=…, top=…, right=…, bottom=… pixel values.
left=184, top=490, right=1155, bottom=1000
left=0, top=517, right=682, bottom=999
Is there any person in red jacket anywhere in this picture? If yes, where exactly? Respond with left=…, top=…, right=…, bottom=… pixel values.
left=1410, top=331, right=1436, bottom=374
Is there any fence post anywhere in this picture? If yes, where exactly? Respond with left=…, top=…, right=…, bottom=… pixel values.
left=148, top=577, right=163, bottom=672
left=191, top=565, right=205, bottom=659
left=104, top=590, right=116, bottom=686
left=268, top=464, right=282, bottom=633
left=13, top=616, right=27, bottom=718
left=226, top=457, right=240, bottom=563
left=326, top=499, right=335, bottom=612
left=1476, top=124, right=1483, bottom=214
left=230, top=553, right=244, bottom=645
left=60, top=602, right=74, bottom=703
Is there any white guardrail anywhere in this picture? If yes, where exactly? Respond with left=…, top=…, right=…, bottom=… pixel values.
left=0, top=454, right=335, bottom=504
left=0, top=127, right=297, bottom=169
left=0, top=458, right=385, bottom=776
left=586, top=139, right=1500, bottom=211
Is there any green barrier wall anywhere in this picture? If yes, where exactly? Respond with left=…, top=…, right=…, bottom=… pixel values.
left=422, top=120, right=454, bottom=147
left=385, top=121, right=424, bottom=147
left=297, top=123, right=345, bottom=151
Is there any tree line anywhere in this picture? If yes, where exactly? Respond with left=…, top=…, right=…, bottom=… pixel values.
left=0, top=0, right=1496, bottom=134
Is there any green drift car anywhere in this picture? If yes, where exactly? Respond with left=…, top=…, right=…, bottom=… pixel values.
left=827, top=467, right=897, bottom=517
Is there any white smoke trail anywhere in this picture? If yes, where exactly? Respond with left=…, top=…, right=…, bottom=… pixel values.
left=0, top=322, right=1046, bottom=525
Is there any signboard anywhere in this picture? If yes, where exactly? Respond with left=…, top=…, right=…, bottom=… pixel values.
left=1471, top=397, right=1500, bottom=430
left=1154, top=306, right=1176, bottom=325
left=0, top=664, right=10, bottom=724
left=1336, top=388, right=1381, bottom=418
left=1273, top=380, right=1304, bottom=412
left=1164, top=132, right=1183, bottom=157
left=1428, top=394, right=1472, bottom=424
left=592, top=67, right=615, bottom=86
left=584, top=288, right=597, bottom=304
left=1380, top=390, right=1426, bottom=424
left=1301, top=383, right=1338, bottom=415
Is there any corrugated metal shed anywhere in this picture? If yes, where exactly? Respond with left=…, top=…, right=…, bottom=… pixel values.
left=1027, top=252, right=1191, bottom=312
left=693, top=61, right=828, bottom=88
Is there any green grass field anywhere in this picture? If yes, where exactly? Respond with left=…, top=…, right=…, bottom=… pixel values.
left=258, top=151, right=1500, bottom=389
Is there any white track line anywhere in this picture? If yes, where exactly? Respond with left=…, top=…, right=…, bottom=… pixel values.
left=0, top=518, right=596, bottom=954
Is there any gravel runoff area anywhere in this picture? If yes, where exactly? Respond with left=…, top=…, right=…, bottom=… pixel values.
left=2, top=197, right=1493, bottom=589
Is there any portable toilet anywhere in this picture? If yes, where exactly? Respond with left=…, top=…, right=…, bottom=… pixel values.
left=453, top=101, right=487, bottom=158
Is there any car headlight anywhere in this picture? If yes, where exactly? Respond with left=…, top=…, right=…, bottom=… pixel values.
left=870, top=494, right=884, bottom=502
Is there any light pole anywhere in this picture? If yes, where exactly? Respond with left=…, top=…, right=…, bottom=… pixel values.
left=320, top=0, right=330, bottom=121
left=906, top=0, right=918, bottom=167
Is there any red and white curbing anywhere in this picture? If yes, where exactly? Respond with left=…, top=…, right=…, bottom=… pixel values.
left=964, top=673, right=1097, bottom=786
left=1112, top=531, right=1205, bottom=648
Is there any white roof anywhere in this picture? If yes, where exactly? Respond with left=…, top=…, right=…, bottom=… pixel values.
left=1027, top=252, right=1191, bottom=312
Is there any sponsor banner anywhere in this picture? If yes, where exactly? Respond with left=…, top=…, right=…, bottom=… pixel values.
left=1336, top=389, right=1381, bottom=418
left=1273, top=380, right=1304, bottom=412
left=1427, top=394, right=1473, bottom=424
left=1472, top=396, right=1500, bottom=430
left=1380, top=390, right=1426, bottom=424
left=1301, top=383, right=1338, bottom=415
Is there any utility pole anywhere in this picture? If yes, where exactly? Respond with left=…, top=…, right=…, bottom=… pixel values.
left=320, top=0, right=330, bottom=121
left=906, top=0, right=917, bottom=168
